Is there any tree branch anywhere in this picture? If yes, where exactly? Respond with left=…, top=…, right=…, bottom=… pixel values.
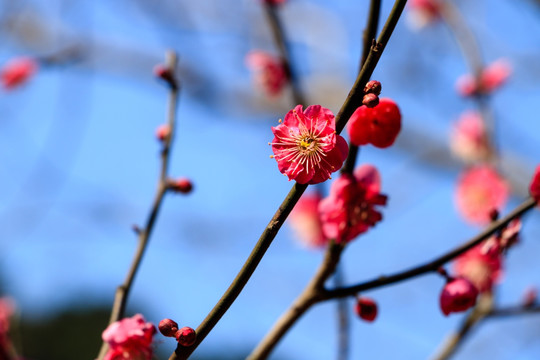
left=97, top=51, right=179, bottom=360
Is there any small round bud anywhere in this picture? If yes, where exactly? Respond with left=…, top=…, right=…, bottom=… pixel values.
left=176, top=326, right=196, bottom=347
left=167, top=177, right=193, bottom=194
left=523, top=287, right=538, bottom=308
left=488, top=208, right=499, bottom=222
left=153, top=64, right=177, bottom=89
left=364, top=80, right=382, bottom=96
left=354, top=297, right=378, bottom=322
left=156, top=124, right=171, bottom=142
left=158, top=319, right=179, bottom=337
left=362, top=93, right=379, bottom=108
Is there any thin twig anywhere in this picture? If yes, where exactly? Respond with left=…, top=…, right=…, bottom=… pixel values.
left=431, top=294, right=494, bottom=360
left=322, top=197, right=536, bottom=299
left=263, top=2, right=306, bottom=106
left=431, top=299, right=540, bottom=360
left=97, top=51, right=179, bottom=360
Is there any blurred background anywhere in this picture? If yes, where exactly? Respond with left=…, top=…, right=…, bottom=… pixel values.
left=1, top=0, right=540, bottom=359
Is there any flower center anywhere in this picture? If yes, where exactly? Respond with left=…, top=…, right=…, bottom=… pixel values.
left=299, top=136, right=316, bottom=151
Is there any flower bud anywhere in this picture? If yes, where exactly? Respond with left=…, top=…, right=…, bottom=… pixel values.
left=158, top=319, right=179, bottom=337
left=523, top=287, right=538, bottom=308
left=156, top=124, right=171, bottom=142
left=440, top=277, right=478, bottom=316
left=362, top=93, right=379, bottom=108
left=167, top=177, right=193, bottom=194
left=153, top=64, right=177, bottom=89
left=364, top=80, right=382, bottom=95
left=176, top=326, right=196, bottom=347
left=354, top=297, right=378, bottom=322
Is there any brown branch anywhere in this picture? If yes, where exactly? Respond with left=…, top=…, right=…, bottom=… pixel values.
left=322, top=197, right=536, bottom=299
left=97, top=51, right=180, bottom=360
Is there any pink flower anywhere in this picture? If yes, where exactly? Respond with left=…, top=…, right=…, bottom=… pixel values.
left=0, top=298, right=14, bottom=350
left=454, top=242, right=503, bottom=293
left=347, top=98, right=402, bottom=149
left=246, top=51, right=288, bottom=96
left=450, top=111, right=492, bottom=163
left=289, top=192, right=327, bottom=248
left=319, top=165, right=387, bottom=243
left=102, top=314, right=156, bottom=360
left=440, top=277, right=479, bottom=316
left=354, top=297, right=378, bottom=322
left=455, top=166, right=509, bottom=225
left=270, top=105, right=348, bottom=184
left=530, top=165, right=540, bottom=205
left=1, top=57, right=38, bottom=90
left=456, top=59, right=512, bottom=97
left=407, top=0, right=441, bottom=28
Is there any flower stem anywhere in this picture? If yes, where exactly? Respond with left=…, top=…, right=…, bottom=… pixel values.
left=97, top=51, right=179, bottom=360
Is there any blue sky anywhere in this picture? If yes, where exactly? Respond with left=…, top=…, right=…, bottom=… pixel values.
left=1, top=0, right=540, bottom=359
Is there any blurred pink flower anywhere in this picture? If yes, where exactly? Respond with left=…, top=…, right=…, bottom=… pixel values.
left=319, top=165, right=387, bottom=243
left=450, top=111, right=492, bottom=163
left=456, top=59, right=512, bottom=97
left=246, top=51, right=288, bottom=97
left=454, top=242, right=503, bottom=293
left=1, top=57, right=38, bottom=90
left=102, top=314, right=156, bottom=360
left=440, top=277, right=478, bottom=316
left=270, top=105, right=348, bottom=184
left=289, top=192, right=327, bottom=248
left=455, top=166, right=509, bottom=225
left=407, top=0, right=441, bottom=29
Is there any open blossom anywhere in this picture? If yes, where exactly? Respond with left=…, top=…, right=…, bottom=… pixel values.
left=454, top=242, right=503, bottom=293
left=102, top=314, right=156, bottom=360
left=440, top=277, right=479, bottom=316
left=407, top=0, right=441, bottom=29
left=455, top=166, right=509, bottom=225
left=355, top=297, right=378, bottom=322
left=319, top=165, right=387, bottom=243
left=270, top=105, right=348, bottom=184
left=1, top=57, right=38, bottom=90
left=246, top=51, right=288, bottom=96
left=529, top=165, right=540, bottom=204
left=456, top=59, right=512, bottom=97
left=347, top=98, right=401, bottom=149
left=450, top=111, right=492, bottom=163
left=289, top=192, right=327, bottom=248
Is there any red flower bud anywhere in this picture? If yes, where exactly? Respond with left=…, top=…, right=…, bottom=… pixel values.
left=364, top=80, right=382, bottom=96
left=354, top=297, right=378, bottom=322
left=167, top=177, right=193, bottom=194
left=156, top=124, right=171, bottom=142
left=153, top=64, right=177, bottom=89
left=348, top=98, right=401, bottom=148
left=529, top=165, right=540, bottom=205
left=176, top=326, right=196, bottom=347
left=158, top=319, right=179, bottom=337
left=440, top=277, right=478, bottom=316
left=523, top=287, right=538, bottom=308
left=362, top=93, right=379, bottom=108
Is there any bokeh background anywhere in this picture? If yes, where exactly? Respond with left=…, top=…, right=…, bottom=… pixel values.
left=1, top=0, right=540, bottom=359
